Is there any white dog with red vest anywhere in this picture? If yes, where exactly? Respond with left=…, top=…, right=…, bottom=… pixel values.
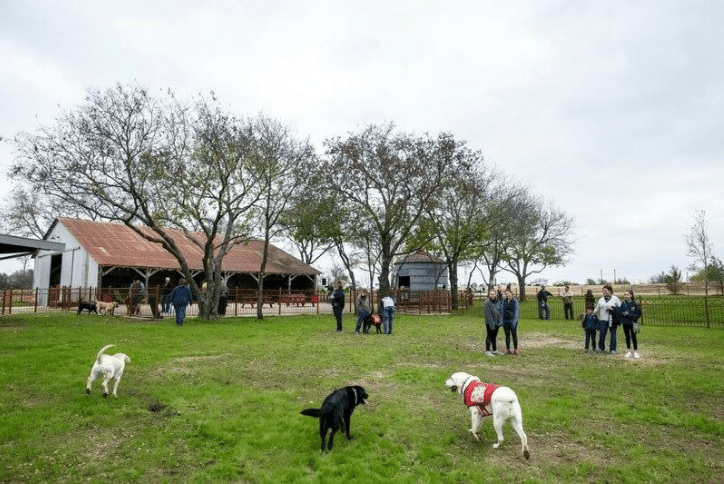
left=445, top=371, right=530, bottom=459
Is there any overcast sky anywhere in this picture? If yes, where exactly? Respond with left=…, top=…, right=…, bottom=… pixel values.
left=1, top=1, right=722, bottom=286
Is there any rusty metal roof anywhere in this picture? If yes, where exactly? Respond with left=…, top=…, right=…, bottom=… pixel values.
left=55, top=218, right=319, bottom=276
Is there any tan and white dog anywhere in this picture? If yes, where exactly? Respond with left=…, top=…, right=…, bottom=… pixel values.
left=96, top=300, right=119, bottom=316
left=445, top=371, right=530, bottom=459
left=86, top=344, right=130, bottom=397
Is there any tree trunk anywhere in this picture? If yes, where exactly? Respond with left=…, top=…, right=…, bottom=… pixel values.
left=449, top=259, right=459, bottom=310
left=517, top=274, right=527, bottom=301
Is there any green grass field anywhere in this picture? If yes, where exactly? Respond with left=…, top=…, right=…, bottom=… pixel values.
left=1, top=310, right=722, bottom=483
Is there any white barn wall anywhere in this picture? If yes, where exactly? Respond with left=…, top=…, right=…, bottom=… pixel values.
left=33, top=221, right=99, bottom=300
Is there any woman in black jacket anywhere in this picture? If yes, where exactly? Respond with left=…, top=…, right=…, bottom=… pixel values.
left=620, top=290, right=642, bottom=358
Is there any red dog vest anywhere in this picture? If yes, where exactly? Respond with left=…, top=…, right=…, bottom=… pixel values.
left=463, top=381, right=499, bottom=417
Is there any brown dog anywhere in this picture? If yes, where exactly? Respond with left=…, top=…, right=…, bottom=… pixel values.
left=96, top=300, right=119, bottom=315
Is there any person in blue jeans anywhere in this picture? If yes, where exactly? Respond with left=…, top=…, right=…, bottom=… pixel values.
left=484, top=289, right=502, bottom=356
left=594, top=284, right=621, bottom=354
left=169, top=278, right=193, bottom=326
left=161, top=277, right=173, bottom=314
left=537, top=286, right=552, bottom=320
left=581, top=306, right=598, bottom=352
left=501, top=289, right=520, bottom=355
left=381, top=294, right=395, bottom=335
left=620, top=290, right=642, bottom=358
left=354, top=290, right=372, bottom=334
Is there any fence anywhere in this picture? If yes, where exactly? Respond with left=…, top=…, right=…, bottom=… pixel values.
left=4, top=286, right=720, bottom=327
left=1, top=286, right=472, bottom=318
left=1, top=286, right=325, bottom=318
left=518, top=295, right=724, bottom=328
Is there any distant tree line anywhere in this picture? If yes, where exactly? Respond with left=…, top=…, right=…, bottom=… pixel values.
left=0, top=269, right=33, bottom=289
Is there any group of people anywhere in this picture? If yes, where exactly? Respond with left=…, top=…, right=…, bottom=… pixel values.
left=126, top=277, right=234, bottom=327
left=537, top=285, right=592, bottom=321
left=333, top=281, right=643, bottom=360
left=125, top=277, right=194, bottom=326
left=483, top=287, right=521, bottom=356
left=330, top=283, right=395, bottom=335
left=582, top=284, right=642, bottom=358
left=489, top=284, right=642, bottom=359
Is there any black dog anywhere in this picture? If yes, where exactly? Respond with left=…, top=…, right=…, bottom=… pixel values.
left=77, top=301, right=98, bottom=315
left=301, top=385, right=368, bottom=451
left=362, top=314, right=382, bottom=334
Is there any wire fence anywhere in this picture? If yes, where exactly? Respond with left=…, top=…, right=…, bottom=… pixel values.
left=518, top=296, right=724, bottom=328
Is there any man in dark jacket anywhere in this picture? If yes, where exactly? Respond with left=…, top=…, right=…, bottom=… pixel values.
left=537, top=286, right=552, bottom=320
left=331, top=283, right=345, bottom=333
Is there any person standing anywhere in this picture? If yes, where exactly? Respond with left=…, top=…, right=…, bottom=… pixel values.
left=594, top=284, right=621, bottom=354
left=354, top=290, right=372, bottom=334
left=581, top=307, right=598, bottom=352
left=501, top=289, right=520, bottom=355
left=170, top=278, right=193, bottom=326
left=620, top=290, right=642, bottom=358
left=331, top=283, right=345, bottom=333
left=161, top=277, right=173, bottom=315
left=537, top=286, right=552, bottom=320
left=381, top=294, right=395, bottom=335
left=484, top=289, right=502, bottom=356
left=128, top=278, right=144, bottom=316
left=218, top=282, right=228, bottom=316
left=562, top=285, right=574, bottom=320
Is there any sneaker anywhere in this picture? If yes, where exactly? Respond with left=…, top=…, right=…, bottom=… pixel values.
left=610, top=350, right=617, bottom=355
left=513, top=349, right=519, bottom=355
left=485, top=351, right=494, bottom=357
left=493, top=350, right=503, bottom=356
left=504, top=349, right=511, bottom=355
left=624, top=351, right=632, bottom=358
left=634, top=351, right=640, bottom=359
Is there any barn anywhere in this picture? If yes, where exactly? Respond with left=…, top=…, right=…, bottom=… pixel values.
left=33, top=218, right=320, bottom=303
left=392, top=250, right=448, bottom=291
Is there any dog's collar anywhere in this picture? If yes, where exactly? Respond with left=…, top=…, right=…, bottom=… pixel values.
left=352, top=387, right=358, bottom=406
left=460, top=376, right=476, bottom=396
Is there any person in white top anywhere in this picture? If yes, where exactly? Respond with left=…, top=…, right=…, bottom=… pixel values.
left=561, top=285, right=574, bottom=320
left=593, top=284, right=621, bottom=354
left=381, top=295, right=395, bottom=335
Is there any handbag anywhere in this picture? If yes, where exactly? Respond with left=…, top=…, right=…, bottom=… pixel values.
left=633, top=322, right=640, bottom=334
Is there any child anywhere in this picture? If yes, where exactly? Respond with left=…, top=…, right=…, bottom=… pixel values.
left=581, top=307, right=598, bottom=352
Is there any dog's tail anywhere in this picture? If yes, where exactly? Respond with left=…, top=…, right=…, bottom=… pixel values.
left=300, top=408, right=322, bottom=418
left=96, top=344, right=116, bottom=363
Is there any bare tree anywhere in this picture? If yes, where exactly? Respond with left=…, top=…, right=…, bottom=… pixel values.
left=320, top=125, right=472, bottom=298
left=11, top=84, right=264, bottom=319
left=472, top=185, right=532, bottom=291
left=278, top=195, right=336, bottom=266
left=247, top=115, right=316, bottom=319
left=685, top=209, right=714, bottom=327
left=421, top=149, right=503, bottom=308
left=501, top=195, right=575, bottom=301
